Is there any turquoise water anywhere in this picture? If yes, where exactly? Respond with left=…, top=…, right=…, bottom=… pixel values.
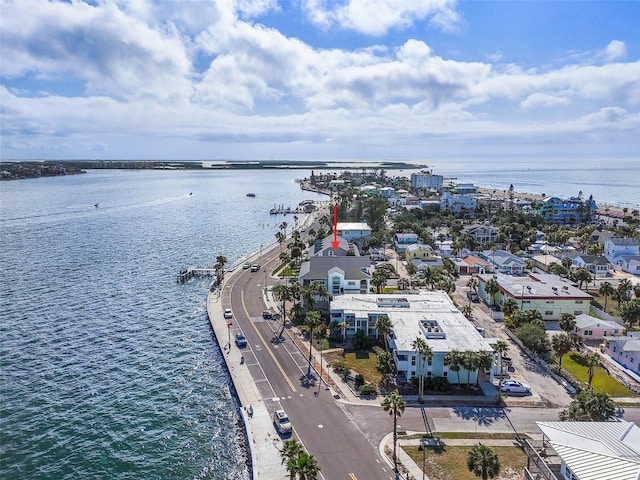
left=0, top=169, right=325, bottom=479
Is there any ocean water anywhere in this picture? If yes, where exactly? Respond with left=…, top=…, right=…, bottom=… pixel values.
left=0, top=169, right=325, bottom=480
left=0, top=162, right=635, bottom=479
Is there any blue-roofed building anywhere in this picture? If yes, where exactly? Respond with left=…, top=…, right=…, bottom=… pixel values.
left=536, top=195, right=598, bottom=224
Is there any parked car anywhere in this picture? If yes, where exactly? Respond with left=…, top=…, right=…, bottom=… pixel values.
left=250, top=264, right=260, bottom=272
left=500, top=380, right=531, bottom=394
left=273, top=409, right=292, bottom=434
left=235, top=332, right=247, bottom=348
left=262, top=310, right=273, bottom=319
left=224, top=308, right=233, bottom=319
left=242, top=263, right=250, bottom=269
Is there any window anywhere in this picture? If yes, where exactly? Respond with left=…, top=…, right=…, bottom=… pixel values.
left=427, top=359, right=432, bottom=366
left=575, top=300, right=583, bottom=304
left=604, top=331, right=607, bottom=336
left=397, top=354, right=408, bottom=361
left=545, top=310, right=553, bottom=316
left=443, top=371, right=448, bottom=377
left=585, top=330, right=593, bottom=336
left=522, top=300, right=531, bottom=304
left=574, top=310, right=583, bottom=315
left=411, top=357, right=416, bottom=366
left=427, top=371, right=432, bottom=378
left=546, top=300, right=554, bottom=304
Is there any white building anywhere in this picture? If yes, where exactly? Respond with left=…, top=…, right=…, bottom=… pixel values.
left=336, top=222, right=371, bottom=243
left=440, top=191, right=478, bottom=213
left=605, top=237, right=640, bottom=260
left=411, top=170, right=443, bottom=190
left=534, top=421, right=640, bottom=480
left=329, top=293, right=495, bottom=384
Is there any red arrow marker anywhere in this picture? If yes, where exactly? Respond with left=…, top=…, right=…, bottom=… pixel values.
left=331, top=204, right=340, bottom=250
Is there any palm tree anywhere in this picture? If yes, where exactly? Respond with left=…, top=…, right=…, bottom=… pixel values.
left=475, top=352, right=493, bottom=386
left=381, top=391, right=405, bottom=479
left=461, top=304, right=473, bottom=319
left=290, top=451, right=321, bottom=480
left=559, top=313, right=577, bottom=335
left=500, top=297, right=519, bottom=317
left=585, top=352, right=600, bottom=386
left=484, top=278, right=500, bottom=306
left=467, top=277, right=479, bottom=293
left=397, top=278, right=409, bottom=291
left=215, top=255, right=227, bottom=280
left=421, top=266, right=442, bottom=290
left=445, top=350, right=463, bottom=387
left=304, top=310, right=324, bottom=376
left=372, top=269, right=388, bottom=293
left=272, top=284, right=293, bottom=338
left=280, top=438, right=302, bottom=468
left=560, top=388, right=616, bottom=421
left=462, top=351, right=477, bottom=391
left=599, top=281, right=615, bottom=311
left=411, top=337, right=432, bottom=403
left=375, top=315, right=393, bottom=351
left=492, top=340, right=509, bottom=380
left=570, top=267, right=592, bottom=290
left=552, top=333, right=573, bottom=368
left=467, top=444, right=501, bottom=480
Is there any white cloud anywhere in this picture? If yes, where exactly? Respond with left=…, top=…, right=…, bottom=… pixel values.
left=302, top=0, right=460, bottom=35
left=602, top=40, right=627, bottom=62
left=521, top=93, right=570, bottom=109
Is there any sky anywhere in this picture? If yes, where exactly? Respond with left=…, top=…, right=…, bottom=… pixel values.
left=1, top=0, right=639, bottom=162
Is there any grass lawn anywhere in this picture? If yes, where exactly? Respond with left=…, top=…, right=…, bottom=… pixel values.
left=562, top=352, right=636, bottom=397
left=404, top=445, right=527, bottom=480
left=325, top=349, right=381, bottom=383
left=401, top=433, right=524, bottom=440
left=586, top=290, right=621, bottom=316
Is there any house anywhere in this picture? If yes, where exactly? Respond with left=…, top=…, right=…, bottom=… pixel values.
left=460, top=224, right=499, bottom=245
left=617, top=255, right=640, bottom=274
left=329, top=293, right=495, bottom=384
left=336, top=222, right=371, bottom=244
left=572, top=313, right=624, bottom=341
left=476, top=272, right=592, bottom=320
left=480, top=249, right=527, bottom=275
left=435, top=239, right=454, bottom=257
left=527, top=421, right=640, bottom=480
left=312, top=235, right=359, bottom=257
left=603, top=334, right=640, bottom=374
left=439, top=191, right=477, bottom=213
left=605, top=237, right=640, bottom=259
left=404, top=243, right=436, bottom=261
left=298, top=255, right=372, bottom=299
left=393, top=233, right=419, bottom=253
left=413, top=257, right=445, bottom=273
left=536, top=196, right=598, bottom=224
left=451, top=255, right=492, bottom=275
left=572, top=255, right=611, bottom=277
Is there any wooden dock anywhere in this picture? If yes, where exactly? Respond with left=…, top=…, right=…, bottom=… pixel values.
left=177, top=267, right=218, bottom=283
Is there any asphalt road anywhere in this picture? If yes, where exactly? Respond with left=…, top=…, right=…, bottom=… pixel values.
left=224, top=243, right=394, bottom=480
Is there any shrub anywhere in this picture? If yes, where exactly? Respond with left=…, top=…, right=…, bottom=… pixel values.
left=359, top=383, right=378, bottom=396
left=332, top=362, right=350, bottom=379
left=354, top=374, right=365, bottom=388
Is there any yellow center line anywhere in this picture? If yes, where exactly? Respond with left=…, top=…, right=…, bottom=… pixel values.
left=241, top=290, right=297, bottom=393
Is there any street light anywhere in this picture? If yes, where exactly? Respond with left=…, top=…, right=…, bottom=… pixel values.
left=418, top=439, right=426, bottom=480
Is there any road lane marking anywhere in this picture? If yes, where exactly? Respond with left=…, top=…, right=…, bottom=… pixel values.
left=348, top=474, right=357, bottom=480
left=242, top=290, right=297, bottom=392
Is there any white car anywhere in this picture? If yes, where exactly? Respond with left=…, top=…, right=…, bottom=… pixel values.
left=273, top=409, right=292, bottom=434
left=224, top=308, right=233, bottom=319
left=500, top=380, right=531, bottom=394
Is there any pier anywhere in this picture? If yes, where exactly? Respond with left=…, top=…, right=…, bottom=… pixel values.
left=176, top=267, right=218, bottom=283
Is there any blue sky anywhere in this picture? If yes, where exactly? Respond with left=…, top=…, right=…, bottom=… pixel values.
left=1, top=0, right=638, bottom=161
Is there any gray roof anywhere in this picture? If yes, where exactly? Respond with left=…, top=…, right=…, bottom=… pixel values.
left=313, top=235, right=358, bottom=256
left=575, top=255, right=611, bottom=266
left=299, top=255, right=371, bottom=281
left=537, top=421, right=640, bottom=480
left=574, top=313, right=623, bottom=331
left=609, top=237, right=640, bottom=246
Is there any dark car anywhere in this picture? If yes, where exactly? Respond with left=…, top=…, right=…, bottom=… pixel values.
left=235, top=332, right=247, bottom=348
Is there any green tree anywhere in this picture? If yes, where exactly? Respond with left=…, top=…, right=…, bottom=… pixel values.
left=598, top=281, right=615, bottom=311
left=514, top=322, right=550, bottom=355
left=467, top=277, right=479, bottom=293
left=484, top=278, right=500, bottom=306
left=552, top=333, right=573, bottom=368
left=280, top=439, right=303, bottom=479
left=475, top=352, right=493, bottom=386
left=376, top=351, right=396, bottom=389
left=559, top=388, right=616, bottom=421
left=363, top=197, right=388, bottom=232
left=616, top=279, right=632, bottom=305
left=445, top=350, right=463, bottom=386
left=461, top=304, right=473, bottom=318
left=303, top=310, right=325, bottom=377
left=272, top=284, right=294, bottom=338
left=214, top=255, right=227, bottom=280
left=288, top=451, right=321, bottom=480
left=500, top=297, right=519, bottom=317
left=559, top=313, right=577, bottom=335
left=461, top=351, right=477, bottom=391
left=372, top=269, right=389, bottom=293
left=375, top=315, right=393, bottom=351
left=381, top=391, right=405, bottom=479
left=585, top=352, right=600, bottom=387
left=620, top=298, right=640, bottom=328
left=492, top=340, right=509, bottom=380
left=421, top=266, right=442, bottom=290
left=411, top=337, right=432, bottom=402
left=570, top=267, right=592, bottom=290
left=467, top=444, right=501, bottom=480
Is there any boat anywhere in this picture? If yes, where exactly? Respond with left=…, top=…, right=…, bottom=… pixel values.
left=246, top=193, right=256, bottom=197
